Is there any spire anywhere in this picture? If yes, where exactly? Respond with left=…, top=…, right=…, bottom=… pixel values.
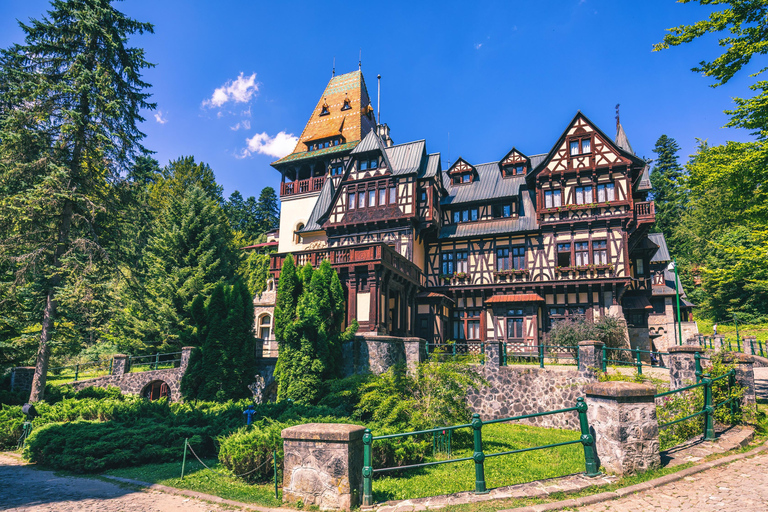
left=614, top=103, right=635, bottom=155
left=332, top=57, right=335, bottom=77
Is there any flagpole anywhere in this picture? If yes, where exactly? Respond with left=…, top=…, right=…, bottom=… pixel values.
left=673, top=257, right=683, bottom=345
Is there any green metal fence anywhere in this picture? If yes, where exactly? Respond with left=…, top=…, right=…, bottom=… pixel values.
left=654, top=369, right=738, bottom=443
left=361, top=398, right=599, bottom=506
left=48, top=359, right=113, bottom=383
left=600, top=346, right=665, bottom=374
left=127, top=351, right=182, bottom=372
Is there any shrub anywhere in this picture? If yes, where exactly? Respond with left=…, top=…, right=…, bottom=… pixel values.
left=218, top=421, right=286, bottom=483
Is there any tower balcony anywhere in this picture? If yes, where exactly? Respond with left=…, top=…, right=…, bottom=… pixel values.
left=635, top=200, right=655, bottom=224
left=280, top=176, right=325, bottom=197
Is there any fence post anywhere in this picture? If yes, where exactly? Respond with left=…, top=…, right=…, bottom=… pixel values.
left=703, top=378, right=715, bottom=441
left=601, top=346, right=607, bottom=372
left=728, top=370, right=738, bottom=418
left=736, top=337, right=741, bottom=353
left=761, top=341, right=765, bottom=358
left=694, top=352, right=702, bottom=383
left=471, top=413, right=488, bottom=494
left=74, top=364, right=79, bottom=382
left=180, top=438, right=188, bottom=479
left=539, top=343, right=544, bottom=369
left=576, top=397, right=600, bottom=476
left=502, top=342, right=507, bottom=366
left=274, top=450, right=279, bottom=500
left=635, top=349, right=642, bottom=375
left=362, top=429, right=373, bottom=506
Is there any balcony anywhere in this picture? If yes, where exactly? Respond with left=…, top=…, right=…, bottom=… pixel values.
left=270, top=242, right=424, bottom=286
left=280, top=176, right=325, bottom=197
left=635, top=201, right=655, bottom=223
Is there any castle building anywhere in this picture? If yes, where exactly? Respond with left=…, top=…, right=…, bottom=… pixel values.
left=257, top=70, right=694, bottom=355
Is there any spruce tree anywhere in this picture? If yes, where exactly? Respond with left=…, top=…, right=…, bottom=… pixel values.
left=650, top=135, right=685, bottom=246
left=255, top=187, right=280, bottom=233
left=115, top=185, right=237, bottom=353
left=0, top=0, right=154, bottom=401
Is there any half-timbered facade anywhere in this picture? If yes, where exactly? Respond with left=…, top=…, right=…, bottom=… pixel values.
left=263, top=70, right=683, bottom=354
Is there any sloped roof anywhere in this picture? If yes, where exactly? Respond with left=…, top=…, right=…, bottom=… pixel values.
left=615, top=122, right=634, bottom=154
left=624, top=295, right=652, bottom=310
left=439, top=189, right=538, bottom=239
left=271, top=140, right=359, bottom=165
left=385, top=140, right=426, bottom=176
left=298, top=177, right=336, bottom=233
left=272, top=70, right=375, bottom=164
left=441, top=162, right=524, bottom=205
left=486, top=293, right=545, bottom=303
left=636, top=164, right=652, bottom=192
left=648, top=233, right=671, bottom=263
left=652, top=269, right=689, bottom=299
left=421, top=153, right=441, bottom=178
left=351, top=130, right=394, bottom=170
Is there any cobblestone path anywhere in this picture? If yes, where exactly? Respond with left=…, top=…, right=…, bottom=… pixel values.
left=0, top=454, right=230, bottom=512
left=576, top=448, right=768, bottom=511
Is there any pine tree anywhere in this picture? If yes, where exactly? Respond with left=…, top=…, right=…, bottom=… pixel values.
left=255, top=187, right=280, bottom=233
left=114, top=186, right=238, bottom=353
left=650, top=135, right=685, bottom=247
left=0, top=0, right=154, bottom=401
left=150, top=156, right=224, bottom=210
left=181, top=279, right=257, bottom=401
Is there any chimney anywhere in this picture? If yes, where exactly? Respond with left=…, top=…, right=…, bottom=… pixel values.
left=377, top=123, right=393, bottom=147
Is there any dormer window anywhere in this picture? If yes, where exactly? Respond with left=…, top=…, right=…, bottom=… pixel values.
left=359, top=157, right=378, bottom=171
left=569, top=138, right=591, bottom=156
left=341, top=97, right=351, bottom=111
left=320, top=99, right=330, bottom=116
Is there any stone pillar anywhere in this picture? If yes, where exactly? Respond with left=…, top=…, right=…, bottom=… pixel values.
left=111, top=354, right=128, bottom=376
left=281, top=423, right=366, bottom=511
left=721, top=353, right=756, bottom=404
left=578, top=340, right=604, bottom=372
left=713, top=335, right=725, bottom=351
left=743, top=336, right=757, bottom=355
left=483, top=341, right=502, bottom=368
left=585, top=382, right=660, bottom=475
left=180, top=346, right=194, bottom=372
left=403, top=337, right=426, bottom=375
left=667, top=345, right=703, bottom=390
left=10, top=367, right=35, bottom=393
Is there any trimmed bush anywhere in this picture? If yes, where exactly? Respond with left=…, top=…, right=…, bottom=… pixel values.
left=218, top=421, right=285, bottom=483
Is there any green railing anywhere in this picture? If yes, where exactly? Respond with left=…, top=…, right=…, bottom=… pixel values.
left=654, top=369, right=738, bottom=442
left=361, top=398, right=599, bottom=506
left=535, top=344, right=579, bottom=368
left=601, top=346, right=665, bottom=374
left=691, top=335, right=766, bottom=357
left=127, top=351, right=182, bottom=372
left=48, top=359, right=113, bottom=383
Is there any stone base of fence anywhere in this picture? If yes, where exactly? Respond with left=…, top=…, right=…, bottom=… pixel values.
left=281, top=423, right=366, bottom=511
left=667, top=345, right=703, bottom=390
left=585, top=381, right=660, bottom=475
left=721, top=352, right=756, bottom=404
left=10, top=367, right=35, bottom=393
left=578, top=340, right=604, bottom=372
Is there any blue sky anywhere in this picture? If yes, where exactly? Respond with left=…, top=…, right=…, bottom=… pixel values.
left=0, top=0, right=760, bottom=201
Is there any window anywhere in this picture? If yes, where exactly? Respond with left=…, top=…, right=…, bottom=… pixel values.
left=597, top=183, right=615, bottom=203
left=506, top=310, right=524, bottom=339
left=453, top=211, right=460, bottom=223
left=456, top=251, right=468, bottom=273
left=453, top=310, right=482, bottom=340
left=636, top=258, right=644, bottom=276
left=360, top=158, right=378, bottom=171
left=379, top=188, right=386, bottom=206
left=544, top=189, right=562, bottom=208
left=557, top=243, right=571, bottom=267
left=259, top=315, right=271, bottom=340
left=496, top=247, right=510, bottom=271
left=453, top=208, right=478, bottom=223
left=358, top=191, right=366, bottom=208
left=331, top=164, right=344, bottom=176
left=462, top=174, right=471, bottom=183
left=575, top=186, right=593, bottom=205
left=368, top=189, right=376, bottom=207
left=494, top=203, right=514, bottom=218
left=294, top=223, right=304, bottom=244
left=370, top=158, right=378, bottom=170
left=348, top=192, right=356, bottom=209
left=420, top=190, right=427, bottom=202
left=548, top=306, right=586, bottom=328
left=592, top=240, right=607, bottom=264
left=652, top=298, right=666, bottom=315
left=441, top=252, right=454, bottom=275
left=514, top=164, right=526, bottom=175
left=503, top=204, right=513, bottom=218
left=320, top=104, right=329, bottom=115
left=389, top=186, right=396, bottom=203
left=341, top=98, right=351, bottom=111
left=627, top=312, right=648, bottom=328
left=511, top=246, right=525, bottom=270
left=569, top=138, right=591, bottom=155
left=575, top=242, right=589, bottom=266
left=462, top=210, right=469, bottom=222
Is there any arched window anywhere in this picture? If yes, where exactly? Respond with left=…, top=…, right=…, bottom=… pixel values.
left=294, top=223, right=304, bottom=244
left=259, top=314, right=272, bottom=340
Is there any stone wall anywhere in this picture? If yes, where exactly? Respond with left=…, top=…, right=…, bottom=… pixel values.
left=342, top=334, right=425, bottom=376
left=467, top=365, right=595, bottom=430
left=70, top=367, right=185, bottom=401
left=10, top=367, right=35, bottom=394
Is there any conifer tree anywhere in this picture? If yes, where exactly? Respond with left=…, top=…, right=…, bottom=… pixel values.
left=115, top=186, right=237, bottom=353
left=181, top=279, right=257, bottom=401
left=650, top=135, right=685, bottom=247
left=255, top=187, right=280, bottom=233
left=0, top=0, right=154, bottom=401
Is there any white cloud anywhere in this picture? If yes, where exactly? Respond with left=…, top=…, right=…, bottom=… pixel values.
left=154, top=110, right=168, bottom=124
left=240, top=131, right=298, bottom=159
left=231, top=120, right=251, bottom=131
left=203, top=72, right=259, bottom=108
left=474, top=43, right=483, bottom=50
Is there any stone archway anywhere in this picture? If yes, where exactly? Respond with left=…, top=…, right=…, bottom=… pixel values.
left=141, top=380, right=171, bottom=401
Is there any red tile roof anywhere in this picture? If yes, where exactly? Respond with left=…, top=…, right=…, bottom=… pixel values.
left=485, top=293, right=545, bottom=304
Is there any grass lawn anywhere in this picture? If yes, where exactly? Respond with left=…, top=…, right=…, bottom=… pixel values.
left=372, top=422, right=584, bottom=502
left=104, top=457, right=282, bottom=507
left=695, top=317, right=768, bottom=343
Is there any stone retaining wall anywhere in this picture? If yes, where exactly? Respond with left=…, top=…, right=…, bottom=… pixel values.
left=69, top=367, right=185, bottom=401
left=341, top=334, right=425, bottom=377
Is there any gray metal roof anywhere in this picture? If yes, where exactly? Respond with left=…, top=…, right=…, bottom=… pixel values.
left=636, top=164, right=652, bottom=192
left=298, top=177, right=335, bottom=233
left=439, top=189, right=538, bottom=239
left=648, top=233, right=670, bottom=263
left=441, top=161, right=524, bottom=206
left=615, top=123, right=634, bottom=155
left=350, top=130, right=394, bottom=170
left=385, top=140, right=426, bottom=176
left=652, top=269, right=688, bottom=299
left=529, top=153, right=547, bottom=169
left=421, top=153, right=441, bottom=178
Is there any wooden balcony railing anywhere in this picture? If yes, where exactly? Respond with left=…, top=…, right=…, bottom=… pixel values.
left=270, top=243, right=424, bottom=285
left=635, top=200, right=655, bottom=222
left=280, top=176, right=325, bottom=197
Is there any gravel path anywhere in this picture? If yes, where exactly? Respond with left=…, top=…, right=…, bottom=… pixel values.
left=575, top=449, right=768, bottom=511
left=0, top=453, right=230, bottom=512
